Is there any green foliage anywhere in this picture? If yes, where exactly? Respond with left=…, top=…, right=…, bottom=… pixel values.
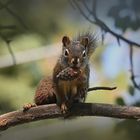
left=0, top=97, right=15, bottom=114
left=0, top=65, right=20, bottom=77
left=0, top=62, right=43, bottom=112
left=108, top=0, right=140, bottom=32
left=116, top=97, right=125, bottom=105
left=128, top=86, right=135, bottom=96
left=0, top=0, right=68, bottom=42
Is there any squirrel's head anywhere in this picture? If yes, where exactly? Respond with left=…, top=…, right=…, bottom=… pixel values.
left=61, top=36, right=89, bottom=68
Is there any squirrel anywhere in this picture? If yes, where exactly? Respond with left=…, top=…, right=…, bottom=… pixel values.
left=23, top=32, right=97, bottom=113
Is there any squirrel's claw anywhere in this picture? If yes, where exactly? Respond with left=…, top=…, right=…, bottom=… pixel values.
left=23, top=103, right=36, bottom=112
left=60, top=103, right=68, bottom=114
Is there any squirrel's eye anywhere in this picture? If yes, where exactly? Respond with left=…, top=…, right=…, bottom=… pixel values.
left=64, top=49, right=69, bottom=57
left=82, top=50, right=86, bottom=57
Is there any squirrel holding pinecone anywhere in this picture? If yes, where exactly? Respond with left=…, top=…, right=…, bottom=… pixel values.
left=24, top=33, right=97, bottom=114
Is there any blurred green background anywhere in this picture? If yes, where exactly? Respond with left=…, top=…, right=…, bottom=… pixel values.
left=0, top=0, right=140, bottom=140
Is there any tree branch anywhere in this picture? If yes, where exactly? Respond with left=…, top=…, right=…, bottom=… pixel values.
left=0, top=103, right=140, bottom=131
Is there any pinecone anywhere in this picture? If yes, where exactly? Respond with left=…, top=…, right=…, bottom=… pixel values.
left=56, top=67, right=81, bottom=80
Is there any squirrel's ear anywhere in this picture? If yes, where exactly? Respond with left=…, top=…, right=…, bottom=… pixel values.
left=62, top=36, right=70, bottom=46
left=80, top=37, right=89, bottom=48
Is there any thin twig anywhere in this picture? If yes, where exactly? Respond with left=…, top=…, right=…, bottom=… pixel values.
left=6, top=41, right=16, bottom=65
left=92, top=0, right=97, bottom=18
left=73, top=0, right=140, bottom=48
left=0, top=34, right=16, bottom=65
left=0, top=1, right=28, bottom=30
left=0, top=0, right=13, bottom=10
left=88, top=86, right=117, bottom=92
left=68, top=0, right=76, bottom=10
left=73, top=0, right=96, bottom=24
left=129, top=46, right=140, bottom=89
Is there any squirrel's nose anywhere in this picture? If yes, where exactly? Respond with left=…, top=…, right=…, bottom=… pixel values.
left=71, top=58, right=79, bottom=65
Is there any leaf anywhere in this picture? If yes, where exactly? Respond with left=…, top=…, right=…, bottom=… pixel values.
left=128, top=86, right=135, bottom=96
left=116, top=97, right=125, bottom=105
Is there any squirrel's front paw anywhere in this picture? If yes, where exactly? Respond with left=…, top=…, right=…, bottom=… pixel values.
left=23, top=103, right=36, bottom=112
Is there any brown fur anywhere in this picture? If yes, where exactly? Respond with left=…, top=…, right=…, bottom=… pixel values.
left=34, top=33, right=97, bottom=113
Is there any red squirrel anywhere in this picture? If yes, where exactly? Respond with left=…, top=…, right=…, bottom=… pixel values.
left=24, top=33, right=97, bottom=113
